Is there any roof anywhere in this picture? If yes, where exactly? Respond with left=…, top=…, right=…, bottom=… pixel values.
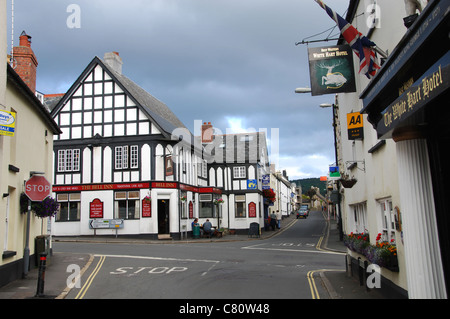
left=208, top=131, right=269, bottom=165
left=51, top=56, right=190, bottom=140
left=6, top=63, right=61, bottom=134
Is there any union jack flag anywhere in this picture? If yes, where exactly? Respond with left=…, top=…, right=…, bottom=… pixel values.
left=314, top=0, right=380, bottom=79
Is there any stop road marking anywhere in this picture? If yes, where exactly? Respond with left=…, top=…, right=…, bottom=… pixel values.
left=110, top=266, right=188, bottom=275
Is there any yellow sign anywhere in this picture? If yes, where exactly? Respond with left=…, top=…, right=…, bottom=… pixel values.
left=0, top=110, right=16, bottom=137
left=347, top=112, right=363, bottom=140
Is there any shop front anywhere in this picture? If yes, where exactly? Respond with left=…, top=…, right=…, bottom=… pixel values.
left=52, top=181, right=223, bottom=240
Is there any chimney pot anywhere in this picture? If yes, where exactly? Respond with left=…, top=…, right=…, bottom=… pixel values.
left=19, top=31, right=32, bottom=47
left=12, top=31, right=38, bottom=93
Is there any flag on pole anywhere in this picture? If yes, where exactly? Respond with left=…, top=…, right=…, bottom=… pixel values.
left=314, top=0, right=380, bottom=79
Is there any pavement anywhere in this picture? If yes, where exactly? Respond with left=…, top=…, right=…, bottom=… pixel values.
left=0, top=211, right=386, bottom=299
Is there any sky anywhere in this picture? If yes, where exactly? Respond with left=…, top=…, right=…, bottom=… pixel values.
left=6, top=0, right=350, bottom=180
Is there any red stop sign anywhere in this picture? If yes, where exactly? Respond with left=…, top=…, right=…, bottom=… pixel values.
left=25, top=175, right=51, bottom=201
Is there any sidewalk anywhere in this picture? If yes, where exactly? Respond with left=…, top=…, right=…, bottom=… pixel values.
left=0, top=212, right=385, bottom=299
left=319, top=214, right=385, bottom=299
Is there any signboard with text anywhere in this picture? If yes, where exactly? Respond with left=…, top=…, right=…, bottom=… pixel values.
left=89, top=198, right=104, bottom=218
left=248, top=202, right=257, bottom=218
left=142, top=199, right=151, bottom=217
left=308, top=45, right=356, bottom=96
left=0, top=110, right=16, bottom=136
left=347, top=112, right=364, bottom=140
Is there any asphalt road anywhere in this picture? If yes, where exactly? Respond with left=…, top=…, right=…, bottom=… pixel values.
left=54, top=210, right=345, bottom=300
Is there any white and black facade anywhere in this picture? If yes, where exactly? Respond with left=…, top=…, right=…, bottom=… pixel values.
left=50, top=53, right=272, bottom=239
left=50, top=53, right=219, bottom=239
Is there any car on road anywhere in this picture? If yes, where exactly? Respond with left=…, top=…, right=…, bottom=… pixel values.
left=296, top=208, right=308, bottom=219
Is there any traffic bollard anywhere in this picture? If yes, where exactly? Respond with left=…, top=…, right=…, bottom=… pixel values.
left=35, top=252, right=47, bottom=297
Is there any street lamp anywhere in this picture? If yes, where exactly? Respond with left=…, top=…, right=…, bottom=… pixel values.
left=319, top=103, right=333, bottom=108
left=294, top=87, right=312, bottom=93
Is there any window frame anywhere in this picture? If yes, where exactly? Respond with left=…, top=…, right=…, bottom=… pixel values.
left=114, top=191, right=140, bottom=220
left=115, top=145, right=139, bottom=170
left=57, top=149, right=81, bottom=172
left=56, top=193, right=81, bottom=222
left=233, top=166, right=246, bottom=179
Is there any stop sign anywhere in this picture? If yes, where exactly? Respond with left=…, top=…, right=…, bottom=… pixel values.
left=25, top=175, right=51, bottom=201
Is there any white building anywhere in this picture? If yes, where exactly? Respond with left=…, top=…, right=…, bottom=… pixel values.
left=50, top=52, right=215, bottom=239
left=334, top=0, right=448, bottom=298
left=1, top=30, right=60, bottom=287
left=50, top=53, right=273, bottom=238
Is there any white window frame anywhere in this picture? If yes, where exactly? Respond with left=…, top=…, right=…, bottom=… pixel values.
left=115, top=145, right=138, bottom=170
left=233, top=166, right=246, bottom=179
left=350, top=202, right=368, bottom=234
left=57, top=149, right=80, bottom=172
left=378, top=198, right=395, bottom=242
left=130, top=145, right=138, bottom=168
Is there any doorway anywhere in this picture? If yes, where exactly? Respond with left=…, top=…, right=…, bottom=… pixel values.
left=158, top=199, right=170, bottom=234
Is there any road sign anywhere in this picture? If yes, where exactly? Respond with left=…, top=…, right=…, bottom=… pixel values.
left=89, top=219, right=124, bottom=229
left=25, top=175, right=51, bottom=201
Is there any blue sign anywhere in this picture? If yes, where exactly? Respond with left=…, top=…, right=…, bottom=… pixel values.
left=247, top=179, right=257, bottom=189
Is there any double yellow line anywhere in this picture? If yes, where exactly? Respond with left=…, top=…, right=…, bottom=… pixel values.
left=307, top=270, right=321, bottom=299
left=75, top=255, right=106, bottom=299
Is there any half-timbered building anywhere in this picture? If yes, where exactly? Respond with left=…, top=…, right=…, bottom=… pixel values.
left=50, top=52, right=218, bottom=239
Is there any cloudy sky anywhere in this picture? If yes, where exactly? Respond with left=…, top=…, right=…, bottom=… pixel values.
left=6, top=0, right=350, bottom=180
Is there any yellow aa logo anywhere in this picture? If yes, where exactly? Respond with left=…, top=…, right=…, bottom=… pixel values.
left=347, top=112, right=363, bottom=129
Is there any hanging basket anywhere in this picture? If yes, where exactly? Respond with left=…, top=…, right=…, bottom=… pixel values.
left=340, top=178, right=357, bottom=188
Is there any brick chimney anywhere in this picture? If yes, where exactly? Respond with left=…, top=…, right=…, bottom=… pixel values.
left=201, top=122, right=214, bottom=144
left=12, top=31, right=38, bottom=93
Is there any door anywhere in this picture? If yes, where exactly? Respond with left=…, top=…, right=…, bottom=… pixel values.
left=158, top=199, right=170, bottom=234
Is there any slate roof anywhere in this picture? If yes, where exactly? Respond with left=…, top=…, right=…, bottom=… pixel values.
left=208, top=131, right=269, bottom=165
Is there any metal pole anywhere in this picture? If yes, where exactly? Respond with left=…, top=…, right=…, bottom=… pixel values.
left=35, top=252, right=47, bottom=297
left=23, top=199, right=31, bottom=278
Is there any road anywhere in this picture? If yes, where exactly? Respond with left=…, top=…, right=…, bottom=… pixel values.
left=53, top=210, right=345, bottom=300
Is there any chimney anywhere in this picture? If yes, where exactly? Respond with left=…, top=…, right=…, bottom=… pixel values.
left=103, top=51, right=123, bottom=74
left=201, top=122, right=214, bottom=144
left=12, top=31, right=38, bottom=93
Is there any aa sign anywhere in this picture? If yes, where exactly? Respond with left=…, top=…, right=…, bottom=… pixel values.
left=347, top=112, right=364, bottom=140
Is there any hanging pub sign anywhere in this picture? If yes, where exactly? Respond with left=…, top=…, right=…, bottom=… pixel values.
left=329, top=165, right=340, bottom=181
left=307, top=45, right=356, bottom=96
left=347, top=112, right=364, bottom=140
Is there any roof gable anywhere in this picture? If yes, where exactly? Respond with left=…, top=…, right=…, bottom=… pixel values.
left=51, top=56, right=190, bottom=141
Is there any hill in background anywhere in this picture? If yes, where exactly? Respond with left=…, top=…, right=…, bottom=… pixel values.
left=290, top=178, right=326, bottom=196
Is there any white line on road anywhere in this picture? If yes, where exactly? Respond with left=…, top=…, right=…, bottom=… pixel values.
left=93, top=254, right=220, bottom=263
left=241, top=245, right=345, bottom=255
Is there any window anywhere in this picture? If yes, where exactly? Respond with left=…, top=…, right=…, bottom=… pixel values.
left=114, top=191, right=140, bottom=219
left=350, top=202, right=367, bottom=234
left=57, top=149, right=80, bottom=172
left=233, top=166, right=246, bottom=179
left=56, top=193, right=81, bottom=221
left=235, top=195, right=246, bottom=218
left=199, top=194, right=213, bottom=218
left=181, top=191, right=187, bottom=219
left=378, top=198, right=395, bottom=242
left=115, top=145, right=139, bottom=169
